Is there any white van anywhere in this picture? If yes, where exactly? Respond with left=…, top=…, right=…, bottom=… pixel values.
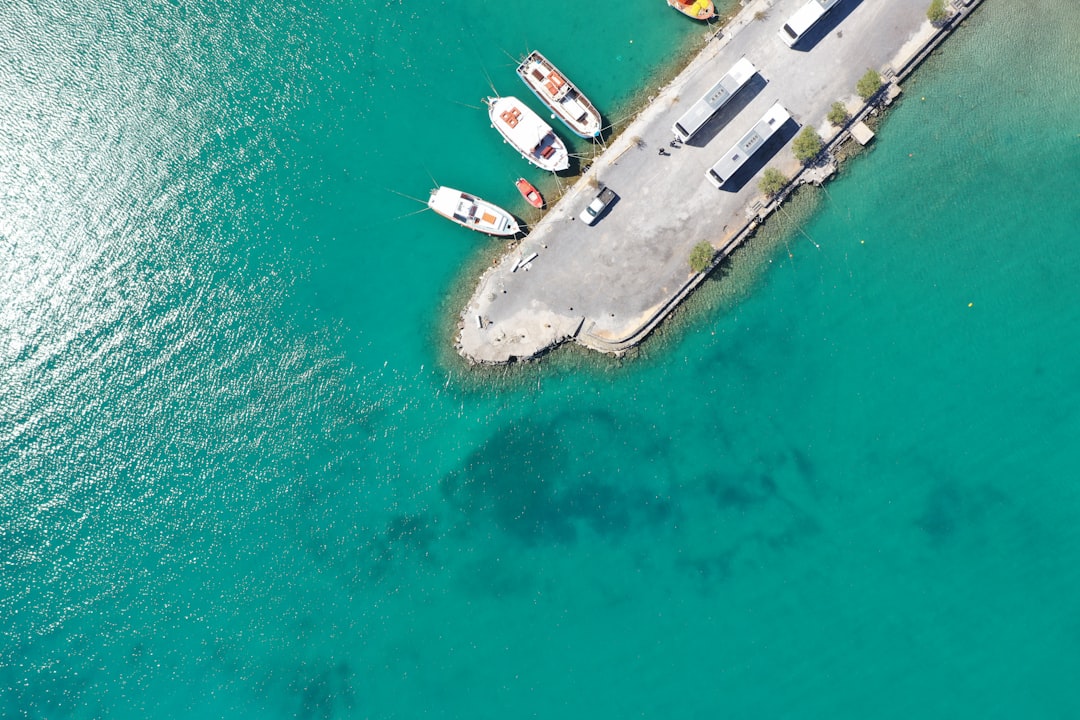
left=778, top=0, right=841, bottom=48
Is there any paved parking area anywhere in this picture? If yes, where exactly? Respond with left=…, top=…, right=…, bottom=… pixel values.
left=458, top=0, right=936, bottom=364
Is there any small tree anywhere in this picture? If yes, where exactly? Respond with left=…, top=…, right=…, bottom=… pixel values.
left=827, top=101, right=849, bottom=126
left=759, top=167, right=787, bottom=198
left=857, top=69, right=882, bottom=101
left=792, top=126, right=823, bottom=164
left=689, top=241, right=715, bottom=273
left=927, top=0, right=948, bottom=24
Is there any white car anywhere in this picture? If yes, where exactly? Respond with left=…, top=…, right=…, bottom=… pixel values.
left=579, top=187, right=617, bottom=225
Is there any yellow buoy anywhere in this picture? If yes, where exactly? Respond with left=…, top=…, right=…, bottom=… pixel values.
left=968, top=302, right=974, bottom=308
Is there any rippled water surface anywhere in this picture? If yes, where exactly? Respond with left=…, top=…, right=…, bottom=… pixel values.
left=2, top=1, right=1079, bottom=717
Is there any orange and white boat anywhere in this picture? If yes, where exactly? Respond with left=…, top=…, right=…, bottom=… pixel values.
left=485, top=96, right=570, bottom=173
left=428, top=186, right=520, bottom=236
left=515, top=178, right=544, bottom=209
left=516, top=50, right=602, bottom=139
left=667, top=0, right=716, bottom=21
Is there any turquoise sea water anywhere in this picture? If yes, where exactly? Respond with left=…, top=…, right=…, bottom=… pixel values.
left=3, top=0, right=1080, bottom=717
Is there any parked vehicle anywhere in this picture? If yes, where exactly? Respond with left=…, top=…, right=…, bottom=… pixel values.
left=672, top=57, right=757, bottom=143
left=579, top=187, right=617, bottom=225
left=705, top=102, right=791, bottom=189
left=778, top=0, right=841, bottom=48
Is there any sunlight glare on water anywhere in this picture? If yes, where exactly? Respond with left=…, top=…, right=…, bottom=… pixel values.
left=3, top=0, right=1080, bottom=718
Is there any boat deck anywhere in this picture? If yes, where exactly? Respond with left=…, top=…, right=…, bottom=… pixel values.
left=517, top=52, right=602, bottom=138
left=489, top=96, right=569, bottom=172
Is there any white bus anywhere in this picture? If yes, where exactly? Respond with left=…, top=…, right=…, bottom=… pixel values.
left=672, top=58, right=758, bottom=143
left=705, top=102, right=791, bottom=189
left=777, top=0, right=841, bottom=48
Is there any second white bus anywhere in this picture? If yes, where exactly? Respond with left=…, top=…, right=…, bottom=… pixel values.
left=705, top=102, right=792, bottom=189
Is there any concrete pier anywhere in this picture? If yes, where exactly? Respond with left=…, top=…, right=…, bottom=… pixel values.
left=457, top=0, right=984, bottom=364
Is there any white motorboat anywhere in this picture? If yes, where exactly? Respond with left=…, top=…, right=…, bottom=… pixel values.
left=515, top=51, right=602, bottom=139
left=486, top=96, right=570, bottom=173
left=428, top=186, right=520, bottom=236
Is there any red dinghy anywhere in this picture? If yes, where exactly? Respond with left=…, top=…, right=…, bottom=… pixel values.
left=515, top=178, right=545, bottom=209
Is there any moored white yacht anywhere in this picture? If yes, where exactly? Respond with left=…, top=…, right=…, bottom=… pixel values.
left=486, top=96, right=570, bottom=173
left=428, top=186, right=520, bottom=236
left=515, top=51, right=602, bottom=139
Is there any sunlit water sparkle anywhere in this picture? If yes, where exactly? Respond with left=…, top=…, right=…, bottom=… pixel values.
left=3, top=1, right=1080, bottom=718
